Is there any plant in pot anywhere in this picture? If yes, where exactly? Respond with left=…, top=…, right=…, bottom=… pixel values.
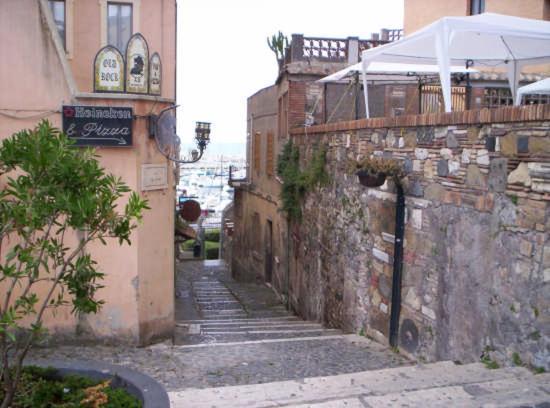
left=351, top=156, right=405, bottom=187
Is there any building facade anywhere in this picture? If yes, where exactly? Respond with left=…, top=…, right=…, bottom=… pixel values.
left=404, top=0, right=550, bottom=34
left=231, top=4, right=550, bottom=368
left=231, top=33, right=396, bottom=309
left=0, top=0, right=177, bottom=345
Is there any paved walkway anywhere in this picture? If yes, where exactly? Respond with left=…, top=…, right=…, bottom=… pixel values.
left=29, top=260, right=549, bottom=407
left=172, top=261, right=549, bottom=407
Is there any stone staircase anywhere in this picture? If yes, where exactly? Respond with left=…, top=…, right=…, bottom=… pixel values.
left=169, top=361, right=550, bottom=407
left=176, top=277, right=340, bottom=345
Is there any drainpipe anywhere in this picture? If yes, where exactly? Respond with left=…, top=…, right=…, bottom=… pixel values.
left=389, top=182, right=405, bottom=348
left=286, top=217, right=290, bottom=310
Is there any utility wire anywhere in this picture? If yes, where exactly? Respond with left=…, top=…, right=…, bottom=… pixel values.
left=326, top=80, right=356, bottom=123
left=0, top=109, right=60, bottom=120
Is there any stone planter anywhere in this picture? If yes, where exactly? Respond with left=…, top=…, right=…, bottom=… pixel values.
left=356, top=169, right=386, bottom=187
left=27, top=359, right=169, bottom=408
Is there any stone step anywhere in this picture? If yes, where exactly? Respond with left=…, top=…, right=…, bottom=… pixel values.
left=177, top=316, right=302, bottom=324
left=358, top=373, right=550, bottom=407
left=201, top=323, right=323, bottom=331
left=195, top=315, right=250, bottom=321
left=199, top=305, right=244, bottom=311
left=173, top=334, right=349, bottom=348
left=200, top=314, right=249, bottom=320
left=169, top=362, right=536, bottom=408
left=175, top=330, right=344, bottom=345
left=195, top=296, right=236, bottom=299
left=203, top=329, right=334, bottom=335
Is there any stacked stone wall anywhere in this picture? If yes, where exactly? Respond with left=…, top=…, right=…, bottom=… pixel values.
left=289, top=105, right=550, bottom=369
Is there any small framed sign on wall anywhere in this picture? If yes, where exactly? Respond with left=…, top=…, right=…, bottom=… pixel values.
left=125, top=33, right=149, bottom=94
left=149, top=52, right=162, bottom=95
left=94, top=46, right=125, bottom=93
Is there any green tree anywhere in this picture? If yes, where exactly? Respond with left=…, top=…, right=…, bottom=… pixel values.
left=0, top=121, right=149, bottom=408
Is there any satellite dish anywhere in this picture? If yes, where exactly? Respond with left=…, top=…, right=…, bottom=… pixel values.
left=155, top=106, right=181, bottom=162
left=180, top=199, right=201, bottom=222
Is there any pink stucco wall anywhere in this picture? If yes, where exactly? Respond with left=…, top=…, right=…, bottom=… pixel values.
left=0, top=0, right=176, bottom=344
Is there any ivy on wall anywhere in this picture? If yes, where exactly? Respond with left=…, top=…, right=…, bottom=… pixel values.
left=277, top=140, right=329, bottom=221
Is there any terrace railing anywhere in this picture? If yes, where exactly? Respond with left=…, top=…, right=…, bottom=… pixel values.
left=285, top=29, right=403, bottom=67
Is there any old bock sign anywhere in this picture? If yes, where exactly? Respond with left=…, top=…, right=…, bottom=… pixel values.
left=62, top=105, right=133, bottom=147
left=94, top=46, right=125, bottom=93
left=149, top=52, right=162, bottom=95
left=125, top=33, right=149, bottom=94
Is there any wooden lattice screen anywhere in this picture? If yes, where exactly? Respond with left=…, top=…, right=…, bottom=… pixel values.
left=266, top=132, right=274, bottom=177
left=421, top=85, right=466, bottom=113
left=253, top=132, right=261, bottom=174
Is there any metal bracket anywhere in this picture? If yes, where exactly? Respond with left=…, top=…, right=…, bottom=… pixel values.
left=148, top=114, right=158, bottom=139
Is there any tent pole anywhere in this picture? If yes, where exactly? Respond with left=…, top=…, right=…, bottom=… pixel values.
left=361, top=59, right=370, bottom=118
left=507, top=60, right=521, bottom=105
left=435, top=26, right=452, bottom=113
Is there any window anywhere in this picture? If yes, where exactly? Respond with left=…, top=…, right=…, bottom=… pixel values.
left=469, top=0, right=485, bottom=15
left=483, top=87, right=550, bottom=108
left=266, top=132, right=274, bottom=177
left=483, top=88, right=513, bottom=108
left=48, top=0, right=65, bottom=49
left=278, top=93, right=288, bottom=139
left=253, top=132, right=261, bottom=174
left=108, top=3, right=133, bottom=52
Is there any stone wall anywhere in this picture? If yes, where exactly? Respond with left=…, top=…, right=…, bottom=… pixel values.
left=289, top=105, right=550, bottom=370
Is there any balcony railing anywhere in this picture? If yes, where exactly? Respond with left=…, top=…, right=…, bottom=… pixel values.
left=284, top=29, right=403, bottom=67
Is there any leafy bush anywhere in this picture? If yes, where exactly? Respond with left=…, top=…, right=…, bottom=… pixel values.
left=277, top=141, right=328, bottom=221
left=0, top=366, right=141, bottom=407
left=204, top=229, right=220, bottom=243
left=181, top=239, right=196, bottom=251
left=350, top=156, right=405, bottom=181
left=204, top=241, right=219, bottom=260
left=0, top=121, right=148, bottom=408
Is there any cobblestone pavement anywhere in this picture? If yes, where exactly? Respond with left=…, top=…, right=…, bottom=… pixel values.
left=29, top=259, right=410, bottom=393
left=28, top=260, right=549, bottom=407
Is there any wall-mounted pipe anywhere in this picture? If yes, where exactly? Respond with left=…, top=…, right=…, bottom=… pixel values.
left=389, top=183, right=405, bottom=348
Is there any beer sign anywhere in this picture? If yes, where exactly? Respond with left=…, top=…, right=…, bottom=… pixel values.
left=62, top=105, right=133, bottom=147
left=94, top=46, right=124, bottom=93
left=125, top=33, right=149, bottom=94
left=149, top=52, right=162, bottom=95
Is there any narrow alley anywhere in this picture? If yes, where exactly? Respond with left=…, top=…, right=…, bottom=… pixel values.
left=28, top=259, right=549, bottom=407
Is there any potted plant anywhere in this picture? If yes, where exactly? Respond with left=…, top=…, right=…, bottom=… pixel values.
left=351, top=156, right=405, bottom=187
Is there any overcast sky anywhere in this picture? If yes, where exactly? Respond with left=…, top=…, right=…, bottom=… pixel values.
left=176, top=0, right=404, bottom=147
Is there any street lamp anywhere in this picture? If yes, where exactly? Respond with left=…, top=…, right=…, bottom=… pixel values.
left=195, top=121, right=211, bottom=149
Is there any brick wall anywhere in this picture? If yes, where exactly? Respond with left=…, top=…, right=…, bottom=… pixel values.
left=288, top=105, right=550, bottom=370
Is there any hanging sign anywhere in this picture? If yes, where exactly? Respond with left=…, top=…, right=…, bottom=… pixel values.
left=93, top=46, right=125, bottom=93
left=149, top=52, right=162, bottom=95
left=125, top=33, right=149, bottom=94
left=180, top=200, right=201, bottom=222
left=62, top=105, right=133, bottom=147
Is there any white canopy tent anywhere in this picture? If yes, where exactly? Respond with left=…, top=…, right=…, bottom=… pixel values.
left=318, top=61, right=476, bottom=83
left=515, top=77, right=550, bottom=105
left=360, top=13, right=550, bottom=117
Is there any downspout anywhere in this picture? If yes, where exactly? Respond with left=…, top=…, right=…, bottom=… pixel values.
left=417, top=78, right=423, bottom=115
left=389, top=182, right=405, bottom=348
left=286, top=216, right=290, bottom=310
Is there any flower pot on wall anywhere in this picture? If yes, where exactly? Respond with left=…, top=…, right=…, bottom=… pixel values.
left=356, top=170, right=386, bottom=187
